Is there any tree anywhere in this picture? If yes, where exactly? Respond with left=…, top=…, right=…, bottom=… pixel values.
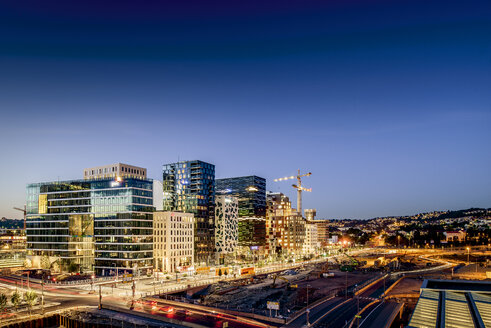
left=0, top=293, right=7, bottom=312
left=68, top=262, right=79, bottom=273
left=23, top=258, right=32, bottom=268
left=23, top=290, right=38, bottom=315
left=10, top=291, right=21, bottom=311
left=41, top=255, right=51, bottom=270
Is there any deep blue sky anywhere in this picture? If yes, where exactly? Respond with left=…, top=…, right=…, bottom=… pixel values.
left=1, top=0, right=490, bottom=219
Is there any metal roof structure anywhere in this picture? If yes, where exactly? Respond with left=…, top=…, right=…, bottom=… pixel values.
left=407, top=279, right=491, bottom=328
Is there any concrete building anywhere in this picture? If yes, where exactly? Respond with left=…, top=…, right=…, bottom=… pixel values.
left=266, top=192, right=306, bottom=258
left=27, top=169, right=154, bottom=276
left=303, top=221, right=319, bottom=255
left=316, top=220, right=330, bottom=247
left=444, top=230, right=466, bottom=242
left=214, top=195, right=239, bottom=261
left=305, top=209, right=316, bottom=221
left=84, top=163, right=147, bottom=180
left=153, top=212, right=194, bottom=273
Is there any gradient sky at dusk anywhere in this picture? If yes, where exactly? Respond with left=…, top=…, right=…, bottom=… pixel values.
left=1, top=0, right=490, bottom=219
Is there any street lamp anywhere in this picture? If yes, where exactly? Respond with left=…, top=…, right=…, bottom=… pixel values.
left=467, top=247, right=470, bottom=265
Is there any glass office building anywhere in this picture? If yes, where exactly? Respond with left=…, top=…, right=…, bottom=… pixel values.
left=162, top=160, right=215, bottom=264
left=216, top=176, right=266, bottom=247
left=26, top=177, right=154, bottom=276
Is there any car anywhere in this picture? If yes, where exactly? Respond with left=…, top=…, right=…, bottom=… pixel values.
left=175, top=309, right=190, bottom=316
left=130, top=300, right=158, bottom=311
left=159, top=305, right=174, bottom=314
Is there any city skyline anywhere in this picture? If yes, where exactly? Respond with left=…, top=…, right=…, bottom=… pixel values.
left=1, top=0, right=490, bottom=220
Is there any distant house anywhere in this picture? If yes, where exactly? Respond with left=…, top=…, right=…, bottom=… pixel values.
left=443, top=230, right=466, bottom=242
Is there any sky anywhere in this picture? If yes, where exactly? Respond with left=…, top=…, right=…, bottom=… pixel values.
left=1, top=0, right=490, bottom=220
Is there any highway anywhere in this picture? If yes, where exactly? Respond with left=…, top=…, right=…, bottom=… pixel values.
left=285, top=297, right=346, bottom=328
left=359, top=301, right=402, bottom=328
left=313, top=277, right=388, bottom=328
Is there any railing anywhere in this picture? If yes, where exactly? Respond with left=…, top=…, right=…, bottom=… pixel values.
left=21, top=275, right=117, bottom=286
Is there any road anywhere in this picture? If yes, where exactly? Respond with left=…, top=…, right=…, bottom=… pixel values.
left=0, top=274, right=271, bottom=328
left=359, top=301, right=402, bottom=328
left=313, top=277, right=388, bottom=328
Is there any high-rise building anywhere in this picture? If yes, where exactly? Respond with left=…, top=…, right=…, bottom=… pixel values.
left=216, top=176, right=266, bottom=249
left=153, top=212, right=194, bottom=273
left=26, top=173, right=154, bottom=276
left=162, top=160, right=215, bottom=264
left=214, top=195, right=239, bottom=256
left=266, top=192, right=305, bottom=258
left=84, top=163, right=147, bottom=180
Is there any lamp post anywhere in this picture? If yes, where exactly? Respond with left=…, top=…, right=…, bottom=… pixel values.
left=467, top=247, right=470, bottom=265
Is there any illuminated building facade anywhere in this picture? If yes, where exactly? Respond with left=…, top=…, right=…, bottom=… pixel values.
left=216, top=176, right=266, bottom=248
left=214, top=195, right=239, bottom=256
left=316, top=220, right=330, bottom=247
left=26, top=174, right=154, bottom=276
left=303, top=221, right=319, bottom=255
left=84, top=163, right=147, bottom=180
left=266, top=192, right=306, bottom=257
left=153, top=212, right=194, bottom=273
left=162, top=160, right=215, bottom=264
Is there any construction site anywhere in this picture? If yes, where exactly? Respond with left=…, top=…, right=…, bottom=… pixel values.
left=164, top=251, right=438, bottom=318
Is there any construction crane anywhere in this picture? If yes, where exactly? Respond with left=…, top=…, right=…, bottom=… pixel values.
left=13, top=206, right=26, bottom=230
left=274, top=169, right=312, bottom=216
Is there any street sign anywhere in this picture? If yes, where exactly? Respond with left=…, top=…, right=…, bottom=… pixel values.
left=122, top=274, right=133, bottom=283
left=267, top=301, right=280, bottom=310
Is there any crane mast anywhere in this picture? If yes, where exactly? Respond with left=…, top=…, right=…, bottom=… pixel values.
left=13, top=205, right=26, bottom=230
left=274, top=169, right=312, bottom=216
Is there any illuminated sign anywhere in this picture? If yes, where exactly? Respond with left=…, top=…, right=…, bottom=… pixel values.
left=240, top=267, right=255, bottom=276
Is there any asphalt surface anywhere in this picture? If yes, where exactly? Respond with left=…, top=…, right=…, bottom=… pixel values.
left=285, top=297, right=345, bottom=328
left=359, top=301, right=401, bottom=328
left=0, top=274, right=269, bottom=328
left=314, top=277, right=388, bottom=328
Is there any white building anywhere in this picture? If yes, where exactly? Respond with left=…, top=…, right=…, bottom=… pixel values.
left=328, top=235, right=339, bottom=244
left=153, top=180, right=163, bottom=211
left=84, top=163, right=147, bottom=180
left=153, top=212, right=194, bottom=273
left=215, top=195, right=239, bottom=254
left=303, top=221, right=319, bottom=255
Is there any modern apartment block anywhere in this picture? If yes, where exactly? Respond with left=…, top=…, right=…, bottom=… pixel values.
left=266, top=192, right=306, bottom=257
left=316, top=220, right=330, bottom=247
left=214, top=195, right=239, bottom=258
left=26, top=170, right=154, bottom=276
left=153, top=212, right=194, bottom=273
left=84, top=163, right=147, bottom=180
left=303, top=221, right=319, bottom=255
left=162, top=160, right=215, bottom=265
left=216, top=176, right=266, bottom=249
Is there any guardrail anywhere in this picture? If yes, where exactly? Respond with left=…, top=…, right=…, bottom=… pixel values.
left=21, top=275, right=117, bottom=286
